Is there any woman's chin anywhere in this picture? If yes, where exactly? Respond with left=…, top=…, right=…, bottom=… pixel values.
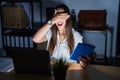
left=57, top=26, right=64, bottom=31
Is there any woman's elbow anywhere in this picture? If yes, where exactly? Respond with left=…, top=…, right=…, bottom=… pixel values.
left=32, top=37, right=40, bottom=43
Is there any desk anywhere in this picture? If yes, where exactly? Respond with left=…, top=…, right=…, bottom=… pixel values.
left=0, top=64, right=120, bottom=80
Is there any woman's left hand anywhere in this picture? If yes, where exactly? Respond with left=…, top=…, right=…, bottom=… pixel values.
left=78, top=56, right=91, bottom=69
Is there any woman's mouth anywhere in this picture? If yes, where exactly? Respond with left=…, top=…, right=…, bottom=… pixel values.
left=57, top=22, right=63, bottom=26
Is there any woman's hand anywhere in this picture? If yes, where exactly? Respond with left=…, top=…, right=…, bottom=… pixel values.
left=51, top=10, right=70, bottom=25
left=78, top=56, right=91, bottom=69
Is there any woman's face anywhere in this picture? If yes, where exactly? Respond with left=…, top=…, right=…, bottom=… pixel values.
left=55, top=8, right=67, bottom=31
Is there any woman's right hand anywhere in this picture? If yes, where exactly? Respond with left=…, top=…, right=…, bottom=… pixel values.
left=51, top=10, right=70, bottom=25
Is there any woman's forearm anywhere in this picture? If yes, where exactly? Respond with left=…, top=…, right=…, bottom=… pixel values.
left=32, top=23, right=52, bottom=43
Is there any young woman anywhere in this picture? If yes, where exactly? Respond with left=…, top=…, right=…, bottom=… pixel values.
left=32, top=4, right=91, bottom=68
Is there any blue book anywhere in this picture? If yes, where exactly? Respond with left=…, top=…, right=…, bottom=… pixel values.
left=70, top=43, right=95, bottom=61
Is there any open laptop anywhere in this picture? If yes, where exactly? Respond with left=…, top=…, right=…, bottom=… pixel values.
left=11, top=48, right=51, bottom=75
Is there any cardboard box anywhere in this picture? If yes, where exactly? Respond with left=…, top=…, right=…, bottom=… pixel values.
left=2, top=7, right=29, bottom=29
left=78, top=10, right=107, bottom=31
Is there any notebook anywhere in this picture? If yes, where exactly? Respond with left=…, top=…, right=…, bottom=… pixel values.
left=11, top=48, right=51, bottom=75
left=70, top=43, right=95, bottom=61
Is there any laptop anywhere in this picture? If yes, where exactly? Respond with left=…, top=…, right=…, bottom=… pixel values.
left=11, top=48, right=51, bottom=75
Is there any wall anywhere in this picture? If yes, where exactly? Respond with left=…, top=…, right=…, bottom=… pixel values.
left=41, top=0, right=119, bottom=57
left=0, top=0, right=119, bottom=57
left=64, top=0, right=119, bottom=57
left=0, top=13, right=2, bottom=48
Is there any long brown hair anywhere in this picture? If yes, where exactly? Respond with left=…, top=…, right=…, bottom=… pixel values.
left=48, top=4, right=74, bottom=55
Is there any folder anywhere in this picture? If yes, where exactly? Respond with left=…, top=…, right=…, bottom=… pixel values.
left=70, top=43, right=95, bottom=61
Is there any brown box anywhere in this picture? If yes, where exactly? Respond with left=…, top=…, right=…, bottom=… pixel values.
left=78, top=10, right=107, bottom=31
left=2, top=7, right=29, bottom=29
